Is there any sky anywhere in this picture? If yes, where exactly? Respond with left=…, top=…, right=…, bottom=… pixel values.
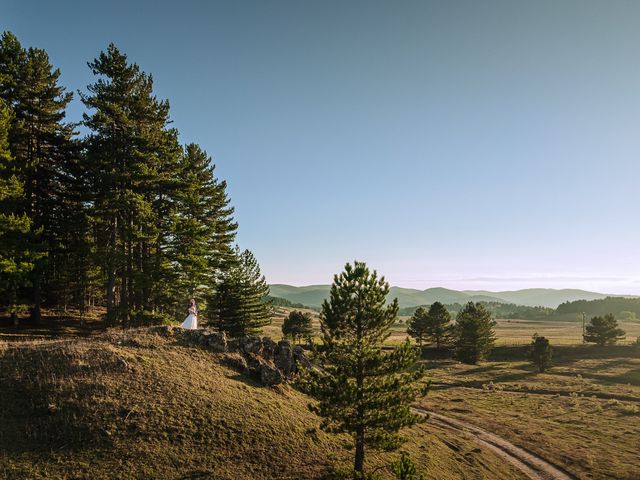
left=3, top=0, right=640, bottom=294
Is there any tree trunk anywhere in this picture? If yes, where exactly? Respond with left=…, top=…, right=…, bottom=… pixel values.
left=31, top=270, right=42, bottom=324
left=354, top=430, right=365, bottom=479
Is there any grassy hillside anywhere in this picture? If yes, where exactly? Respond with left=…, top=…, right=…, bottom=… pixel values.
left=0, top=328, right=526, bottom=480
left=271, top=284, right=629, bottom=309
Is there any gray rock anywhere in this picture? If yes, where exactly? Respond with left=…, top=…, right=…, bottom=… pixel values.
left=260, top=361, right=284, bottom=386
left=244, top=353, right=263, bottom=374
left=221, top=353, right=247, bottom=371
left=205, top=331, right=228, bottom=352
left=241, top=336, right=263, bottom=355
left=262, top=337, right=277, bottom=359
left=275, top=340, right=294, bottom=376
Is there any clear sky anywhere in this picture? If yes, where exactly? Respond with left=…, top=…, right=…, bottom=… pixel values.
left=3, top=1, right=640, bottom=293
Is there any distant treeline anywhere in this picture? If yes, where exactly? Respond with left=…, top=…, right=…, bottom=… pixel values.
left=267, top=296, right=314, bottom=310
left=399, top=302, right=554, bottom=319
left=556, top=297, right=640, bottom=320
left=399, top=296, right=640, bottom=322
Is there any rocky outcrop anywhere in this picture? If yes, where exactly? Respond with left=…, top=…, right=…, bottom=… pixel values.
left=154, top=325, right=310, bottom=386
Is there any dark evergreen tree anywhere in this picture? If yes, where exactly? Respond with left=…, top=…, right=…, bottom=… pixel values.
left=583, top=313, right=625, bottom=346
left=406, top=306, right=429, bottom=347
left=408, top=302, right=452, bottom=348
left=282, top=310, right=313, bottom=344
left=0, top=100, right=40, bottom=325
left=300, top=262, right=427, bottom=479
left=206, top=248, right=270, bottom=337
left=81, top=44, right=182, bottom=325
left=453, top=302, right=496, bottom=364
left=168, top=143, right=236, bottom=315
left=0, top=31, right=75, bottom=323
left=528, top=334, right=552, bottom=372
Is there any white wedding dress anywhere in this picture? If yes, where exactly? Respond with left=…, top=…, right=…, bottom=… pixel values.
left=181, top=306, right=198, bottom=329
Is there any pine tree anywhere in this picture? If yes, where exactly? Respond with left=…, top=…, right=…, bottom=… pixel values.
left=282, top=310, right=313, bottom=343
left=583, top=314, right=625, bottom=346
left=81, top=44, right=182, bottom=325
left=406, top=306, right=429, bottom=347
left=407, top=302, right=452, bottom=348
left=0, top=31, right=74, bottom=322
left=206, top=248, right=270, bottom=337
left=528, top=334, right=552, bottom=372
left=168, top=143, right=236, bottom=315
left=300, top=262, right=427, bottom=479
left=0, top=100, right=40, bottom=325
left=453, top=302, right=496, bottom=364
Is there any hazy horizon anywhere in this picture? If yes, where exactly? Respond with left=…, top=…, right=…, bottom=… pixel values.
left=4, top=0, right=640, bottom=295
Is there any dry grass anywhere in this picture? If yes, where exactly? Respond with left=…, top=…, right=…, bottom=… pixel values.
left=0, top=328, right=526, bottom=480
left=417, top=352, right=640, bottom=480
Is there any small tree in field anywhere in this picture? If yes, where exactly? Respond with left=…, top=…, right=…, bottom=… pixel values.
left=282, top=310, right=313, bottom=344
left=583, top=314, right=625, bottom=346
left=406, top=307, right=429, bottom=346
left=301, top=262, right=427, bottom=480
left=408, top=302, right=452, bottom=348
left=453, top=302, right=496, bottom=364
left=528, top=334, right=552, bottom=372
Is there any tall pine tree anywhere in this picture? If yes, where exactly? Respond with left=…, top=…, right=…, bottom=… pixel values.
left=167, top=143, right=237, bottom=316
left=0, top=100, right=39, bottom=325
left=82, top=44, right=182, bottom=325
left=206, top=247, right=270, bottom=337
left=0, top=31, right=75, bottom=322
left=301, top=262, right=427, bottom=479
left=453, top=302, right=496, bottom=364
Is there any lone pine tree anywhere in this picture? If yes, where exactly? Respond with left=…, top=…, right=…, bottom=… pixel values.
left=282, top=310, right=313, bottom=344
left=583, top=314, right=626, bottom=346
left=528, top=334, right=552, bottom=373
left=453, top=302, right=496, bottom=364
left=301, top=261, right=427, bottom=479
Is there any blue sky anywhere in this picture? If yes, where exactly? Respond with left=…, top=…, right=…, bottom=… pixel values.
left=3, top=1, right=640, bottom=293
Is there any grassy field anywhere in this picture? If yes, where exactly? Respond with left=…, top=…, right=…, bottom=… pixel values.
left=417, top=350, right=640, bottom=480
left=266, top=307, right=640, bottom=346
left=0, top=328, right=526, bottom=480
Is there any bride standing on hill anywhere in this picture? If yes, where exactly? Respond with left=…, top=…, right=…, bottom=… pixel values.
left=181, top=298, right=198, bottom=329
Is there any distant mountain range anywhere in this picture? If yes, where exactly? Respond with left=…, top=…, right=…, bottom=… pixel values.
left=268, top=284, right=635, bottom=309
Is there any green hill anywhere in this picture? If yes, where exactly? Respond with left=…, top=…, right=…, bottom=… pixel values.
left=271, top=284, right=631, bottom=309
left=0, top=328, right=525, bottom=480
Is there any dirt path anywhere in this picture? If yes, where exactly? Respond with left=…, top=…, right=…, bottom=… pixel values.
left=412, top=407, right=576, bottom=480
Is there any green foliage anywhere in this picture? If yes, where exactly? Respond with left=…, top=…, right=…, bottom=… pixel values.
left=557, top=297, right=640, bottom=318
left=407, top=302, right=452, bottom=348
left=583, top=314, right=626, bottom=346
left=206, top=248, right=271, bottom=337
left=282, top=310, right=313, bottom=343
left=453, top=302, right=496, bottom=364
left=0, top=98, right=39, bottom=323
left=528, top=334, right=552, bottom=372
left=300, top=261, right=427, bottom=479
left=267, top=295, right=308, bottom=309
left=389, top=452, right=423, bottom=480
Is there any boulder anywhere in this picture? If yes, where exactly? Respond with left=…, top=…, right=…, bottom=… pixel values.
left=240, top=336, right=263, bottom=355
left=274, top=340, right=294, bottom=376
left=260, top=361, right=284, bottom=386
left=262, top=337, right=277, bottom=360
left=221, top=353, right=247, bottom=372
left=244, top=353, right=263, bottom=375
left=205, top=331, right=228, bottom=352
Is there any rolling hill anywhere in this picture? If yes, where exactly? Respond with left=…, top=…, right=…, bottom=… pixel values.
left=0, top=328, right=525, bottom=480
left=269, top=284, right=632, bottom=309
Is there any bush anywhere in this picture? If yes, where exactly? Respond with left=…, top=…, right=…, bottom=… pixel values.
left=129, top=310, right=173, bottom=327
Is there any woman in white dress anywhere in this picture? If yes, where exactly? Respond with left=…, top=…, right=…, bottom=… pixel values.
left=181, top=298, right=198, bottom=329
